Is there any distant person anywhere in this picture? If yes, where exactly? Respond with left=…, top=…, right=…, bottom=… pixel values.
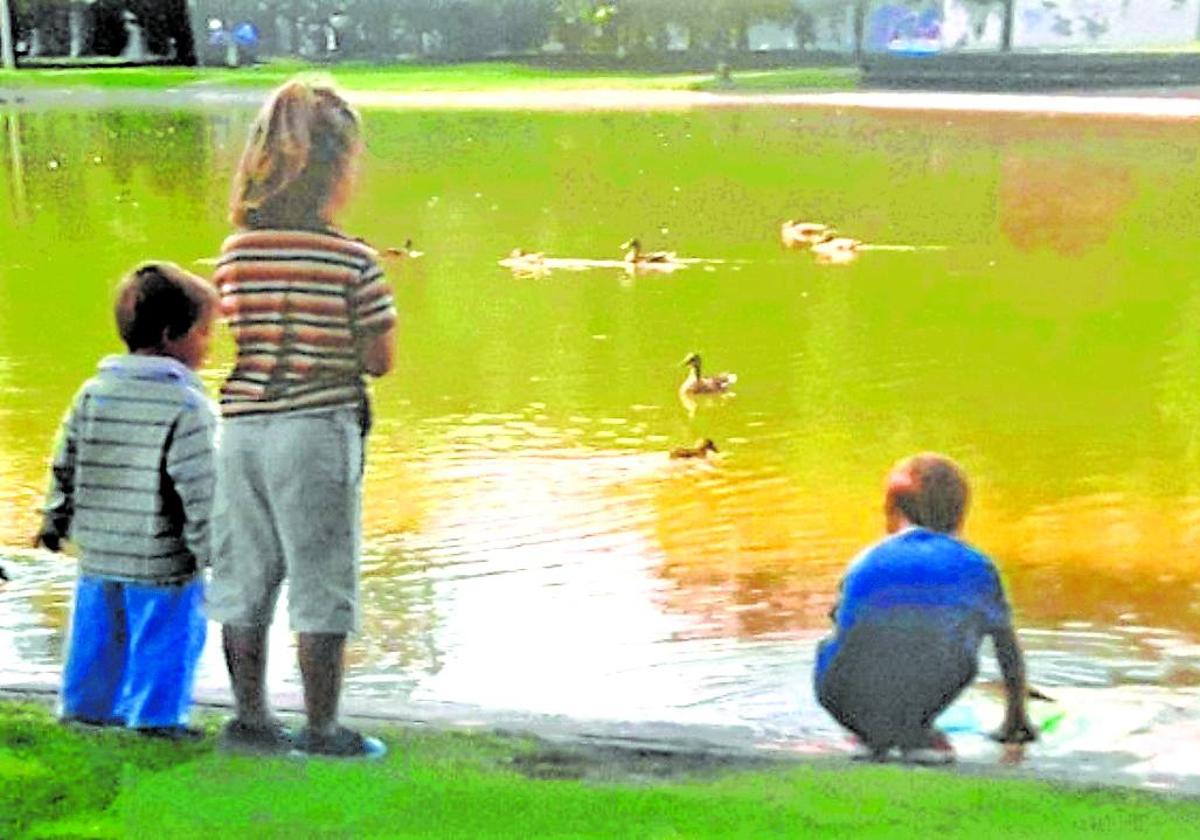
left=35, top=262, right=218, bottom=740
left=814, top=453, right=1037, bottom=763
left=208, top=78, right=396, bottom=759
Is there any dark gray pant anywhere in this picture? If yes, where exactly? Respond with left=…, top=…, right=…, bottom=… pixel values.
left=817, top=621, right=976, bottom=751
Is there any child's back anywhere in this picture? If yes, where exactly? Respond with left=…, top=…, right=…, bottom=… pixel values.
left=207, top=78, right=394, bottom=759
left=46, top=354, right=215, bottom=582
left=37, top=262, right=219, bottom=738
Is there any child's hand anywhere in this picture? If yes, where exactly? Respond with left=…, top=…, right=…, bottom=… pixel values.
left=990, top=717, right=1038, bottom=745
left=32, top=531, right=62, bottom=552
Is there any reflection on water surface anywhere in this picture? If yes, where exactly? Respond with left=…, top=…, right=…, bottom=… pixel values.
left=3, top=103, right=1200, bottom=740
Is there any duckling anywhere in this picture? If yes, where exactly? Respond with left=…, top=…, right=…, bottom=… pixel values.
left=780, top=220, right=834, bottom=249
left=621, top=238, right=676, bottom=265
left=679, top=352, right=737, bottom=396
left=670, top=438, right=719, bottom=459
left=385, top=238, right=424, bottom=259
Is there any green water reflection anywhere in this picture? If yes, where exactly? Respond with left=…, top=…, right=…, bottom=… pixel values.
left=3, top=103, right=1200, bottom=653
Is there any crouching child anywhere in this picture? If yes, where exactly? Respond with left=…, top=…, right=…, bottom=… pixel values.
left=814, top=453, right=1037, bottom=763
left=35, top=263, right=218, bottom=739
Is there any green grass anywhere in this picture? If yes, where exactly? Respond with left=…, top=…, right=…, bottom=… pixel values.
left=690, top=66, right=861, bottom=92
left=0, top=61, right=860, bottom=94
left=3, top=702, right=1200, bottom=839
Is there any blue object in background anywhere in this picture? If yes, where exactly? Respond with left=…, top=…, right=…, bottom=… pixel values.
left=233, top=22, right=260, bottom=48
left=870, top=2, right=944, bottom=55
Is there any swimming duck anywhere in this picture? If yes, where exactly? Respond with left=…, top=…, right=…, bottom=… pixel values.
left=811, top=234, right=861, bottom=265
left=780, top=220, right=834, bottom=249
left=621, top=238, right=676, bottom=265
left=811, top=233, right=861, bottom=257
left=669, top=438, right=719, bottom=459
left=499, top=248, right=548, bottom=275
left=385, top=239, right=424, bottom=259
left=679, top=352, right=737, bottom=396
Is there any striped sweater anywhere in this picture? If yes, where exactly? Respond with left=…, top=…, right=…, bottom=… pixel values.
left=41, top=355, right=217, bottom=584
left=214, top=228, right=397, bottom=417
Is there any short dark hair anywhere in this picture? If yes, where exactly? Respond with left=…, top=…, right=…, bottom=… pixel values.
left=114, top=262, right=218, bottom=352
left=886, top=453, right=970, bottom=534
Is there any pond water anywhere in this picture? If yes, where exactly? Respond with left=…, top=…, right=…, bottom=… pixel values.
left=3, top=101, right=1200, bottom=750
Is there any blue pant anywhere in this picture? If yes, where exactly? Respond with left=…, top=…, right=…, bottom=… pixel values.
left=61, top=575, right=207, bottom=729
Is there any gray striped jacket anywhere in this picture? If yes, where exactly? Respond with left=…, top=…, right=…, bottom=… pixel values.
left=41, top=355, right=217, bottom=584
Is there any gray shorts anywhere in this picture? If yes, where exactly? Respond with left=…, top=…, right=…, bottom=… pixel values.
left=207, top=406, right=363, bottom=634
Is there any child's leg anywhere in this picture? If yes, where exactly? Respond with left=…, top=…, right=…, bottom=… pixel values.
left=208, top=414, right=287, bottom=728
left=221, top=623, right=273, bottom=724
left=61, top=577, right=127, bottom=724
left=113, top=578, right=207, bottom=729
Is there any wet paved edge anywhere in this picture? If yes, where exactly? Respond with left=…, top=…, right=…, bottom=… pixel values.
left=4, top=681, right=1199, bottom=796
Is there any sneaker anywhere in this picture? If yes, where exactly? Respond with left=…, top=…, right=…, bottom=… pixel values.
left=849, top=739, right=892, bottom=762
left=137, top=725, right=206, bottom=743
left=60, top=715, right=122, bottom=730
left=291, top=726, right=387, bottom=760
left=900, top=730, right=955, bottom=766
left=217, top=718, right=294, bottom=755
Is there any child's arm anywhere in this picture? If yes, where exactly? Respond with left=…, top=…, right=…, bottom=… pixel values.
left=35, top=398, right=82, bottom=552
left=990, top=622, right=1038, bottom=744
left=350, top=257, right=397, bottom=378
left=166, top=402, right=218, bottom=569
left=360, top=326, right=396, bottom=377
left=981, top=563, right=1037, bottom=743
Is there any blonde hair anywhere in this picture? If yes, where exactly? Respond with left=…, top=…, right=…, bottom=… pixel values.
left=230, top=78, right=362, bottom=229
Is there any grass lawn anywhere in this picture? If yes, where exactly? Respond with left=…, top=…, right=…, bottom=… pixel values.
left=2, top=702, right=1198, bottom=839
left=0, top=61, right=860, bottom=94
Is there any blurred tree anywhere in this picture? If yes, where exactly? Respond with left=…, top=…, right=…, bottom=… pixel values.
left=671, top=0, right=797, bottom=53
left=551, top=0, right=600, bottom=52
left=0, top=0, right=14, bottom=66
left=496, top=0, right=553, bottom=53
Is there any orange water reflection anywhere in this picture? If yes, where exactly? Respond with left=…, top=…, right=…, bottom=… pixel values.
left=999, top=155, right=1137, bottom=258
left=9, top=427, right=1200, bottom=641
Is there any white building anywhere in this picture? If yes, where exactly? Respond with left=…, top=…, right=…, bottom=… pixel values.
left=897, top=0, right=1200, bottom=53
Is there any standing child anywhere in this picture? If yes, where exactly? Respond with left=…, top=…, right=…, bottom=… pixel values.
left=207, top=78, right=395, bottom=758
left=814, top=453, right=1037, bottom=763
left=36, top=262, right=218, bottom=738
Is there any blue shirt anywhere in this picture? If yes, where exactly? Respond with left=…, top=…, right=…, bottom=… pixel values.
left=815, top=528, right=1012, bottom=682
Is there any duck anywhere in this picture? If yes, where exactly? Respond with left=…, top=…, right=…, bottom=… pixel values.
left=384, top=238, right=424, bottom=259
left=780, top=220, right=834, bottom=249
left=811, top=234, right=861, bottom=265
left=499, top=248, right=548, bottom=275
left=669, top=438, right=719, bottom=459
left=811, top=233, right=861, bottom=258
left=621, top=238, right=676, bottom=266
left=679, top=352, right=737, bottom=396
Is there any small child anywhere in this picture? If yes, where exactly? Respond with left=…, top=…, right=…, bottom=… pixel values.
left=35, top=262, right=219, bottom=739
left=814, top=453, right=1036, bottom=763
left=207, top=77, right=394, bottom=758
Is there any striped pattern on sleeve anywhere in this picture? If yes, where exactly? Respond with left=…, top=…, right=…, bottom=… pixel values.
left=42, top=355, right=217, bottom=584
left=214, top=228, right=398, bottom=418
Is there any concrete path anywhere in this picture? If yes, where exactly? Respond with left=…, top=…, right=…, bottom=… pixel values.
left=4, top=85, right=1200, bottom=120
